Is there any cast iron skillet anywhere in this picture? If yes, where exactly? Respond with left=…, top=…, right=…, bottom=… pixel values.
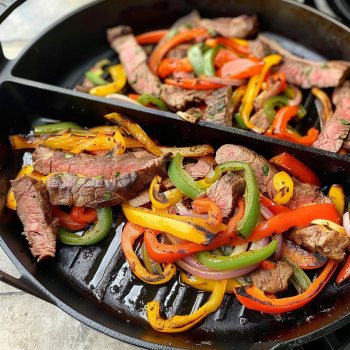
left=1, top=1, right=350, bottom=349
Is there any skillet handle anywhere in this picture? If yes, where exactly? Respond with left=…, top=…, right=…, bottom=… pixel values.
left=0, top=268, right=54, bottom=304
left=0, top=0, right=26, bottom=25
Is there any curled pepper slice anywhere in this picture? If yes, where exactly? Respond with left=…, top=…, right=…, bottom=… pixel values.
left=147, top=280, right=226, bottom=332
left=328, top=185, right=345, bottom=221
left=192, top=198, right=222, bottom=226
left=311, top=87, right=333, bottom=122
left=273, top=171, right=294, bottom=205
left=121, top=222, right=176, bottom=285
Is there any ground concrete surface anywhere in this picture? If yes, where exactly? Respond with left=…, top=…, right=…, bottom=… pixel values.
left=0, top=0, right=143, bottom=349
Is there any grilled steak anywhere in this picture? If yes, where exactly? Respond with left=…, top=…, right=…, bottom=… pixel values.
left=33, top=145, right=159, bottom=180
left=160, top=85, right=212, bottom=111
left=202, top=87, right=234, bottom=126
left=172, top=71, right=196, bottom=79
left=199, top=15, right=258, bottom=38
left=250, top=261, right=293, bottom=294
left=249, top=39, right=269, bottom=60
left=11, top=176, right=59, bottom=262
left=166, top=43, right=193, bottom=60
left=257, top=34, right=350, bottom=88
left=184, top=155, right=216, bottom=180
left=250, top=109, right=271, bottom=131
left=184, top=107, right=204, bottom=119
left=289, top=225, right=350, bottom=262
left=107, top=26, right=161, bottom=97
left=215, top=144, right=330, bottom=209
left=312, top=82, right=350, bottom=152
left=45, top=153, right=169, bottom=207
left=207, top=172, right=246, bottom=217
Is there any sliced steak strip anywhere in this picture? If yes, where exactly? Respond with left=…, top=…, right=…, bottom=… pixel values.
left=166, top=43, right=193, bottom=60
left=33, top=145, right=158, bottom=180
left=257, top=34, right=350, bottom=88
left=249, top=39, right=269, bottom=60
left=11, top=176, right=59, bottom=262
left=202, top=87, right=234, bottom=126
left=289, top=225, right=350, bottom=262
left=172, top=71, right=196, bottom=79
left=215, top=144, right=330, bottom=209
left=184, top=155, right=216, bottom=180
left=199, top=15, right=258, bottom=38
left=250, top=261, right=293, bottom=294
left=107, top=25, right=161, bottom=97
left=250, top=109, right=271, bottom=132
left=160, top=85, right=212, bottom=111
left=312, top=82, right=350, bottom=152
left=207, top=172, right=246, bottom=217
left=45, top=154, right=169, bottom=207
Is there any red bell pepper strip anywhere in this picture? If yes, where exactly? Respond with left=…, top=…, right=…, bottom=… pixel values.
left=228, top=203, right=340, bottom=247
left=270, top=152, right=321, bottom=187
left=192, top=198, right=222, bottom=227
left=265, top=106, right=319, bottom=146
left=148, top=28, right=209, bottom=75
left=158, top=57, right=193, bottom=79
left=336, top=255, right=350, bottom=285
left=144, top=198, right=245, bottom=263
left=70, top=206, right=97, bottom=225
left=214, top=48, right=239, bottom=68
left=135, top=30, right=169, bottom=45
left=211, top=37, right=251, bottom=56
left=216, top=59, right=265, bottom=80
left=52, top=205, right=87, bottom=231
left=165, top=78, right=225, bottom=90
left=260, top=194, right=292, bottom=215
left=233, top=260, right=338, bottom=313
left=266, top=72, right=287, bottom=92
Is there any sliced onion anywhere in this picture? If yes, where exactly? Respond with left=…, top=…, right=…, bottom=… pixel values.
left=343, top=212, right=350, bottom=238
left=249, top=237, right=270, bottom=251
left=106, top=93, right=143, bottom=106
left=271, top=234, right=283, bottom=261
left=287, top=85, right=302, bottom=107
left=253, top=80, right=282, bottom=111
left=231, top=243, right=249, bottom=256
left=260, top=203, right=274, bottom=220
left=314, top=98, right=326, bottom=130
left=198, top=74, right=247, bottom=87
left=175, top=203, right=208, bottom=219
left=181, top=255, right=213, bottom=271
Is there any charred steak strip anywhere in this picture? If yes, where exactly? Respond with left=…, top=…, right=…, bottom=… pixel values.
left=250, top=261, right=293, bottom=294
left=289, top=225, right=350, bottom=262
left=249, top=109, right=271, bottom=132
left=107, top=26, right=161, bottom=97
left=215, top=144, right=330, bottom=209
left=257, top=34, right=350, bottom=88
left=33, top=145, right=158, bottom=180
left=207, top=172, right=246, bottom=217
left=184, top=155, right=215, bottom=180
left=11, top=176, right=59, bottom=262
left=312, top=82, right=350, bottom=152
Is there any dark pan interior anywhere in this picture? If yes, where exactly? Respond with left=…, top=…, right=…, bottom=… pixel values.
left=1, top=81, right=350, bottom=350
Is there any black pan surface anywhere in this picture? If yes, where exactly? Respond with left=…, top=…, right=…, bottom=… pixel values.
left=1, top=1, right=350, bottom=349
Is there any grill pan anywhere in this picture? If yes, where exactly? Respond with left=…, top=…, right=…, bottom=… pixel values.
left=1, top=0, right=350, bottom=349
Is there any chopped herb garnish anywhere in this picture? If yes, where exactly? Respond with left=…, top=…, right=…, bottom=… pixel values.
left=262, top=165, right=270, bottom=176
left=217, top=105, right=225, bottom=112
left=208, top=29, right=216, bottom=36
left=265, top=50, right=270, bottom=56
left=65, top=153, right=73, bottom=159
left=194, top=114, right=201, bottom=118
left=96, top=175, right=104, bottom=179
left=339, top=135, right=345, bottom=140
left=157, top=82, right=162, bottom=88
left=305, top=68, right=312, bottom=79
left=209, top=115, right=215, bottom=119
left=62, top=172, right=67, bottom=175
left=76, top=182, right=83, bottom=187
left=321, top=63, right=327, bottom=69
left=131, top=72, right=138, bottom=84
left=340, top=118, right=346, bottom=125
left=347, top=107, right=350, bottom=109
left=114, top=171, right=120, bottom=178
left=105, top=193, right=112, bottom=200
left=135, top=48, right=141, bottom=55
left=185, top=23, right=193, bottom=29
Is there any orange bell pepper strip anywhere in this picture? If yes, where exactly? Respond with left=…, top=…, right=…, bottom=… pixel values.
left=214, top=48, right=239, bottom=68
left=121, top=222, right=176, bottom=285
left=207, top=37, right=250, bottom=56
left=270, top=152, right=321, bottom=187
left=158, top=57, right=193, bottom=79
left=70, top=206, right=97, bottom=225
left=336, top=255, right=350, bottom=285
left=259, top=260, right=274, bottom=269
left=135, top=30, right=169, bottom=45
left=216, top=59, right=265, bottom=80
left=266, top=72, right=287, bottom=92
left=52, top=205, right=87, bottom=231
left=228, top=203, right=340, bottom=246
left=148, top=28, right=209, bottom=75
left=165, top=78, right=225, bottom=90
left=192, top=198, right=223, bottom=227
left=266, top=106, right=319, bottom=146
left=233, top=260, right=338, bottom=313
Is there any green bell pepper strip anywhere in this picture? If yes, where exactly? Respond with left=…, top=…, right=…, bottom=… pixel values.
left=205, top=161, right=260, bottom=238
left=263, top=95, right=306, bottom=122
left=282, top=255, right=311, bottom=294
left=197, top=240, right=277, bottom=271
left=95, top=58, right=112, bottom=68
left=168, top=153, right=207, bottom=200
left=188, top=43, right=204, bottom=77
left=85, top=70, right=109, bottom=86
left=58, top=207, right=112, bottom=245
left=234, top=113, right=249, bottom=130
left=34, top=122, right=84, bottom=135
left=141, top=241, right=162, bottom=275
left=138, top=94, right=170, bottom=111
left=203, top=47, right=219, bottom=77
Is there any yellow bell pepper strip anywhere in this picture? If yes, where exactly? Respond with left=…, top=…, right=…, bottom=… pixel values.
left=33, top=122, right=84, bottom=135
left=104, top=112, right=163, bottom=156
left=205, top=161, right=260, bottom=238
left=122, top=202, right=226, bottom=245
left=113, top=130, right=126, bottom=155
left=311, top=87, right=333, bottom=121
left=88, top=125, right=119, bottom=134
left=147, top=279, right=226, bottom=332
left=328, top=185, right=345, bottom=222
left=232, top=85, right=247, bottom=113
left=311, top=219, right=346, bottom=235
left=241, top=54, right=282, bottom=133
left=273, top=171, right=294, bottom=205
left=141, top=241, right=163, bottom=275
left=180, top=271, right=240, bottom=293
left=159, top=144, right=214, bottom=157
left=121, top=222, right=176, bottom=285
left=168, top=153, right=208, bottom=200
